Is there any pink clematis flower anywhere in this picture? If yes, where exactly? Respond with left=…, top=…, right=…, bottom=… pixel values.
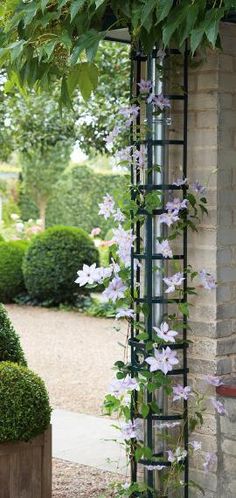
left=211, top=398, right=228, bottom=416
left=173, top=178, right=188, bottom=187
left=203, top=452, right=216, bottom=472
left=173, top=384, right=192, bottom=401
left=98, top=193, right=115, bottom=219
left=102, top=276, right=127, bottom=302
left=159, top=211, right=179, bottom=227
left=199, top=269, right=216, bottom=290
left=109, top=375, right=139, bottom=397
left=191, top=181, right=206, bottom=195
left=137, top=79, right=152, bottom=94
left=116, top=308, right=135, bottom=320
left=119, top=105, right=140, bottom=126
left=121, top=419, right=143, bottom=440
left=147, top=93, right=171, bottom=111
left=163, top=272, right=185, bottom=293
left=167, top=447, right=187, bottom=463
left=153, top=322, right=178, bottom=343
left=204, top=375, right=222, bottom=387
left=156, top=240, right=173, bottom=258
left=189, top=441, right=202, bottom=451
left=75, top=263, right=101, bottom=286
left=146, top=346, right=179, bottom=375
left=166, top=197, right=188, bottom=214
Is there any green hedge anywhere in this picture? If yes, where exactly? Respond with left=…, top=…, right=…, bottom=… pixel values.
left=0, top=241, right=28, bottom=303
left=23, top=225, right=99, bottom=304
left=19, top=188, right=39, bottom=221
left=0, top=362, right=51, bottom=442
left=0, top=304, right=27, bottom=365
left=46, top=164, right=126, bottom=237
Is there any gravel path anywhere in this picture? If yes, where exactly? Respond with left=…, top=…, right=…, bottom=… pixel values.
left=5, top=305, right=128, bottom=496
left=53, top=459, right=125, bottom=497
left=6, top=305, right=126, bottom=415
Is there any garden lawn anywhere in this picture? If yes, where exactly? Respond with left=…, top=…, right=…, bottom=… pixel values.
left=6, top=304, right=126, bottom=416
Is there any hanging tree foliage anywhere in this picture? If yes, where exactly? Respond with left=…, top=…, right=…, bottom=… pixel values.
left=0, top=0, right=236, bottom=105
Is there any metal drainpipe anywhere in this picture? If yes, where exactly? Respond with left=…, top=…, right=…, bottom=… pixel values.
left=152, top=55, right=167, bottom=493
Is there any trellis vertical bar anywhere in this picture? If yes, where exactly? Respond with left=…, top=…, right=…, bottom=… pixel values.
left=130, top=43, right=137, bottom=486
left=146, top=52, right=154, bottom=496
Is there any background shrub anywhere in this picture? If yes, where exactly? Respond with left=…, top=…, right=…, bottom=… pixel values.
left=45, top=164, right=126, bottom=237
left=0, top=240, right=28, bottom=303
left=18, top=188, right=39, bottom=221
left=0, top=234, right=4, bottom=242
left=0, top=362, right=51, bottom=442
left=23, top=225, right=99, bottom=304
left=0, top=304, right=27, bottom=365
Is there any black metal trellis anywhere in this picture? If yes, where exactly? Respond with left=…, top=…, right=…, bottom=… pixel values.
left=130, top=44, right=189, bottom=498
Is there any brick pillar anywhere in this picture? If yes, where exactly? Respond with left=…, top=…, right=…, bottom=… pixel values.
left=186, top=22, right=236, bottom=498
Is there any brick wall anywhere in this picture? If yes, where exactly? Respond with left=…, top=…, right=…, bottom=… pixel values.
left=185, top=22, right=236, bottom=498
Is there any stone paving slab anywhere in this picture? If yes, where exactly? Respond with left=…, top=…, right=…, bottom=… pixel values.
left=52, top=409, right=127, bottom=474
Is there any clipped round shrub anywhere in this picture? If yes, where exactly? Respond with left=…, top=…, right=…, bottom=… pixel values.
left=0, top=362, right=51, bottom=442
left=23, top=225, right=99, bottom=304
left=0, top=304, right=27, bottom=366
left=0, top=241, right=28, bottom=303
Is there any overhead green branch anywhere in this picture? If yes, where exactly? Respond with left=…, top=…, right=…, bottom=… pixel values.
left=0, top=0, right=236, bottom=103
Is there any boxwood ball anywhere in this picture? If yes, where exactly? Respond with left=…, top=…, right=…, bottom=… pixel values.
left=23, top=225, right=99, bottom=304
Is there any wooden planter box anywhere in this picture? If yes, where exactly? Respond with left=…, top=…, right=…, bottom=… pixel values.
left=0, top=425, right=52, bottom=498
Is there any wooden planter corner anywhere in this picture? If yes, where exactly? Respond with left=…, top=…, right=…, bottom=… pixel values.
left=0, top=425, right=52, bottom=498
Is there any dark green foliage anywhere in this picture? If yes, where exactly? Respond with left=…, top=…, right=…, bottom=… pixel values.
left=46, top=165, right=126, bottom=237
left=0, top=1, right=231, bottom=105
left=0, top=362, right=51, bottom=442
left=19, top=189, right=39, bottom=221
left=0, top=241, right=28, bottom=303
left=0, top=234, right=4, bottom=242
left=23, top=225, right=99, bottom=305
left=87, top=298, right=117, bottom=318
left=0, top=304, right=27, bottom=366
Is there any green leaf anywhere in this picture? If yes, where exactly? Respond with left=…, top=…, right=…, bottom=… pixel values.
left=140, top=0, right=156, bottom=28
left=70, top=30, right=103, bottom=64
left=58, top=0, right=69, bottom=9
left=41, top=0, right=50, bottom=13
left=70, top=0, right=87, bottom=21
left=22, top=2, right=39, bottom=26
left=135, top=447, right=144, bottom=462
left=8, top=40, right=26, bottom=62
left=178, top=3, right=200, bottom=47
left=68, top=62, right=98, bottom=100
left=150, top=400, right=160, bottom=413
left=190, top=18, right=208, bottom=53
left=135, top=332, right=149, bottom=341
left=156, top=0, right=173, bottom=22
left=178, top=302, right=189, bottom=317
left=162, top=2, right=189, bottom=47
left=59, top=31, right=72, bottom=49
left=141, top=403, right=149, bottom=418
left=58, top=0, right=69, bottom=7
left=43, top=39, right=58, bottom=60
left=205, top=8, right=224, bottom=46
left=60, top=75, right=72, bottom=109
left=95, top=0, right=107, bottom=8
left=187, top=193, right=196, bottom=207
